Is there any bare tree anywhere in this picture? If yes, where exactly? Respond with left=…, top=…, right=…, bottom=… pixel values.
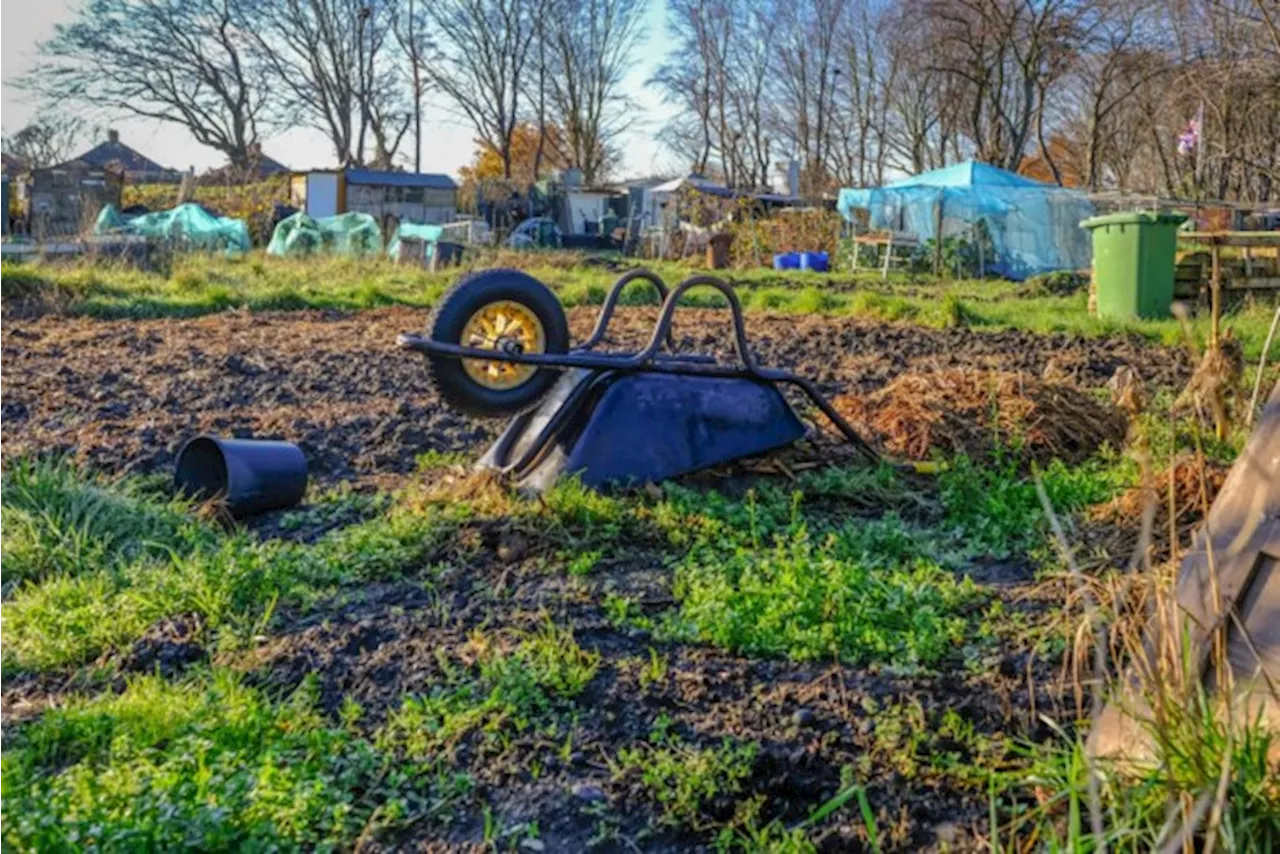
left=23, top=0, right=270, bottom=168
left=652, top=0, right=720, bottom=176
left=829, top=0, right=899, bottom=186
left=544, top=0, right=645, bottom=184
left=772, top=0, right=848, bottom=194
left=724, top=5, right=775, bottom=188
left=424, top=0, right=539, bottom=179
left=242, top=0, right=408, bottom=167
left=1, top=115, right=88, bottom=169
left=392, top=0, right=433, bottom=172
left=920, top=0, right=1084, bottom=171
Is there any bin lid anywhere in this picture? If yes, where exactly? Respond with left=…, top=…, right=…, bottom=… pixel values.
left=1080, top=210, right=1188, bottom=230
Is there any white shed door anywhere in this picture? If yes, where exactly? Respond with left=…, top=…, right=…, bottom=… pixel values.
left=306, top=174, right=340, bottom=218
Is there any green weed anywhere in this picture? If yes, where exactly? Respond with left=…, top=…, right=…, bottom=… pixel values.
left=415, top=448, right=471, bottom=471
left=613, top=730, right=758, bottom=830
left=0, top=671, right=469, bottom=850
left=674, top=523, right=984, bottom=668
left=938, top=453, right=1131, bottom=558
left=378, top=626, right=599, bottom=757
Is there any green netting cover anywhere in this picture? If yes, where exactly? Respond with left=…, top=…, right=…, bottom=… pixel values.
left=267, top=211, right=383, bottom=257
left=94, top=203, right=250, bottom=254
left=387, top=222, right=444, bottom=259
left=94, top=204, right=126, bottom=232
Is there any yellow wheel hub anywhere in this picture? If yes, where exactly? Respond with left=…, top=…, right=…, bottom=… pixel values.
left=460, top=301, right=546, bottom=390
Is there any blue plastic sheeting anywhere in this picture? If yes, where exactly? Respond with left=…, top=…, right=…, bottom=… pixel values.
left=94, top=203, right=251, bottom=254
left=774, top=251, right=830, bottom=272
left=837, top=160, right=1095, bottom=280
left=386, top=221, right=444, bottom=258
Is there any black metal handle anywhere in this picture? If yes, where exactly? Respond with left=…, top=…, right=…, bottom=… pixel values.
left=580, top=268, right=674, bottom=352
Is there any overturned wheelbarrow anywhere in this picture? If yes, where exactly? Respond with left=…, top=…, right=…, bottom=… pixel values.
left=397, top=268, right=875, bottom=492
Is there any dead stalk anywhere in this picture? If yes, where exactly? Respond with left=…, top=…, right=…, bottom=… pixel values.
left=1034, top=475, right=1107, bottom=854
left=1245, top=303, right=1280, bottom=427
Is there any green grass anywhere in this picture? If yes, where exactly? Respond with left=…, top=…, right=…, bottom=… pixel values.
left=1, top=462, right=213, bottom=587
left=0, top=461, right=463, bottom=671
left=997, top=700, right=1280, bottom=851
left=0, top=670, right=471, bottom=851
left=4, top=252, right=1277, bottom=359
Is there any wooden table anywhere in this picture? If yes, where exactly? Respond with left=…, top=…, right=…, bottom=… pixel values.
left=850, top=231, right=920, bottom=279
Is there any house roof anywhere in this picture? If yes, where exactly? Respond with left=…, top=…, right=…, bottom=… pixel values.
left=74, top=139, right=169, bottom=175
left=252, top=152, right=289, bottom=175
left=344, top=168, right=457, bottom=190
left=203, top=149, right=290, bottom=182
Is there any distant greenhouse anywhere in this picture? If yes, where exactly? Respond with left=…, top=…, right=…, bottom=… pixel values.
left=837, top=160, right=1095, bottom=280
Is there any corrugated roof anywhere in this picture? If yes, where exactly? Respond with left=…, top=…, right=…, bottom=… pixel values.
left=344, top=168, right=457, bottom=189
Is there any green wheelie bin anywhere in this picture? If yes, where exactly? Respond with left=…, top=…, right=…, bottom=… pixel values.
left=1080, top=210, right=1187, bottom=320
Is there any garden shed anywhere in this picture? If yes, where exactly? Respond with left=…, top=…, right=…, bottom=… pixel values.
left=290, top=168, right=458, bottom=233
left=837, top=160, right=1095, bottom=280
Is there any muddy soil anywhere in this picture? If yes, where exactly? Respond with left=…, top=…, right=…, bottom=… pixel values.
left=1, top=307, right=1192, bottom=849
left=247, top=517, right=1072, bottom=853
left=1, top=306, right=1190, bottom=489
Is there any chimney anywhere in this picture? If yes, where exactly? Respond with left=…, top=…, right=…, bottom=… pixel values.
left=107, top=129, right=120, bottom=144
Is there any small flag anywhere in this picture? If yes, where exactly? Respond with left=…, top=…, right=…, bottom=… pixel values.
left=1177, top=105, right=1203, bottom=156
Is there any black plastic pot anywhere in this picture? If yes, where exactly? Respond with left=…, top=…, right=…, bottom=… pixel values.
left=174, top=435, right=307, bottom=517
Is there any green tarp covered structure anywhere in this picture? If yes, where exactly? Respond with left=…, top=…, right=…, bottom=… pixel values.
left=267, top=211, right=383, bottom=257
left=386, top=222, right=444, bottom=259
left=94, top=203, right=251, bottom=254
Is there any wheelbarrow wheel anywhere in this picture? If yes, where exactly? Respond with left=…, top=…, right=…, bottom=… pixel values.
left=424, top=269, right=570, bottom=417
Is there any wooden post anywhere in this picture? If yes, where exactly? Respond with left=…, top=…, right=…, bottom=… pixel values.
left=976, top=222, right=985, bottom=278
left=1211, top=239, right=1222, bottom=349
left=932, top=197, right=944, bottom=276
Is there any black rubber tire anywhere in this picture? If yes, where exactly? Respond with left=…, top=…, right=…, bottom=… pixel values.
left=424, top=269, right=570, bottom=418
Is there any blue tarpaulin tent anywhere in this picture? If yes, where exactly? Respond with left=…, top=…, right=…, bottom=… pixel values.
left=837, top=160, right=1094, bottom=280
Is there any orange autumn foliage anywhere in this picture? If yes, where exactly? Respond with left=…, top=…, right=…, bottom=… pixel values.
left=458, top=123, right=569, bottom=203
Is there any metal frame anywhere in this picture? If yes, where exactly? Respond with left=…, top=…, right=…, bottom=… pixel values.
left=398, top=269, right=876, bottom=460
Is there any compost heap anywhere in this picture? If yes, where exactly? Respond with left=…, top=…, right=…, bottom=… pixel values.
left=94, top=203, right=251, bottom=253
left=267, top=211, right=383, bottom=257
left=834, top=368, right=1128, bottom=465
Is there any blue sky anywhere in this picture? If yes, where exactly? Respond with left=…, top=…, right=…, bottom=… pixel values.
left=1, top=1, right=679, bottom=178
